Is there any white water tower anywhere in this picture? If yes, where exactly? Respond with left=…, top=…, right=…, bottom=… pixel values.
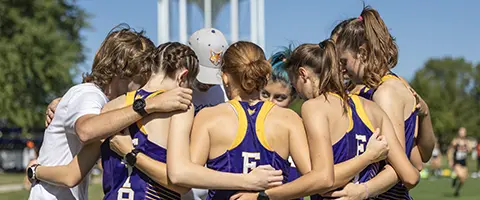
left=157, top=0, right=265, bottom=49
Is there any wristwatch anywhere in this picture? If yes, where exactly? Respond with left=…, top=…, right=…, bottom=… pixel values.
left=258, top=191, right=270, bottom=200
left=125, top=149, right=141, bottom=167
left=27, top=164, right=40, bottom=181
left=133, top=98, right=148, bottom=116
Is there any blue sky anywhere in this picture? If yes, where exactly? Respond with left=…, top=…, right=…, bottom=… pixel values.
left=76, top=0, right=480, bottom=82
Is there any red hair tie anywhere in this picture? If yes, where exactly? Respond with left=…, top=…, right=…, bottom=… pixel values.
left=358, top=16, right=363, bottom=21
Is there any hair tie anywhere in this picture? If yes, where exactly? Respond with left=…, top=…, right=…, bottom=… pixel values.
left=358, top=16, right=363, bottom=21
left=318, top=42, right=325, bottom=49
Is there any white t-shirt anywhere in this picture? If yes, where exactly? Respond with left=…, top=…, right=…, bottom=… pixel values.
left=183, top=85, right=227, bottom=200
left=29, top=83, right=108, bottom=200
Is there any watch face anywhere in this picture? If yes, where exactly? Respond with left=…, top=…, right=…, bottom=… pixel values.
left=133, top=99, right=146, bottom=111
left=125, top=152, right=136, bottom=166
left=27, top=167, right=33, bottom=179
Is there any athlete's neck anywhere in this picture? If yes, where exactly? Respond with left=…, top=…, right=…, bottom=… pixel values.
left=232, top=90, right=261, bottom=105
left=141, top=75, right=177, bottom=92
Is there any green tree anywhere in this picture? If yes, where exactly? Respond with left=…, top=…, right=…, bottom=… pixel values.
left=410, top=58, right=479, bottom=148
left=0, top=0, right=88, bottom=130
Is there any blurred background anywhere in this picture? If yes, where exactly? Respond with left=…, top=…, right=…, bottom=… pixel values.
left=0, top=0, right=479, bottom=199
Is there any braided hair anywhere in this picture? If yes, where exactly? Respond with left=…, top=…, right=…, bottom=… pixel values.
left=151, top=42, right=200, bottom=88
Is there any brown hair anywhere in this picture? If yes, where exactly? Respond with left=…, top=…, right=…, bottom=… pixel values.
left=83, top=24, right=155, bottom=90
left=151, top=42, right=199, bottom=88
left=286, top=40, right=348, bottom=109
left=222, top=41, right=271, bottom=94
left=333, top=6, right=398, bottom=88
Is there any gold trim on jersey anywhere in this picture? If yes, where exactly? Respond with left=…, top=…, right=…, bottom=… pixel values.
left=228, top=100, right=248, bottom=150
left=255, top=101, right=275, bottom=151
left=350, top=95, right=375, bottom=133
left=125, top=90, right=165, bottom=135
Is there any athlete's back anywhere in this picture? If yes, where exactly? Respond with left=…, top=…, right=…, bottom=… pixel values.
left=190, top=99, right=309, bottom=200
left=102, top=89, right=183, bottom=200
left=354, top=73, right=419, bottom=200
left=354, top=73, right=418, bottom=156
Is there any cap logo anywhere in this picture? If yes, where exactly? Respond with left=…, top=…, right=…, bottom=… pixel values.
left=209, top=50, right=222, bottom=66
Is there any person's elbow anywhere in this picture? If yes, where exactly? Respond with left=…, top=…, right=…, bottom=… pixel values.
left=64, top=175, right=83, bottom=188
left=402, top=171, right=420, bottom=190
left=420, top=144, right=435, bottom=163
left=76, top=124, right=95, bottom=144
left=313, top=170, right=334, bottom=192
left=167, top=165, right=188, bottom=186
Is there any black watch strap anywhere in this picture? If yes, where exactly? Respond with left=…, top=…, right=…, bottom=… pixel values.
left=133, top=98, right=148, bottom=117
left=125, top=149, right=141, bottom=167
left=258, top=191, right=270, bottom=200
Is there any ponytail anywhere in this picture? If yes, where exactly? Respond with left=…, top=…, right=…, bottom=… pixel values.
left=333, top=6, right=398, bottom=89
left=287, top=40, right=348, bottom=111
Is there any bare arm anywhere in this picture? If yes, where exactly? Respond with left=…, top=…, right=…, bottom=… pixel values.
left=108, top=133, right=190, bottom=194
left=287, top=109, right=311, bottom=175
left=189, top=108, right=211, bottom=167
left=167, top=107, right=281, bottom=190
left=374, top=89, right=419, bottom=189
left=134, top=153, right=189, bottom=193
left=379, top=109, right=419, bottom=189
left=74, top=88, right=193, bottom=144
left=373, top=88, right=406, bottom=150
left=365, top=165, right=399, bottom=196
left=416, top=113, right=435, bottom=162
left=35, top=142, right=102, bottom=187
left=410, top=146, right=424, bottom=171
left=401, top=77, right=435, bottom=162
left=326, top=164, right=401, bottom=199
left=264, top=100, right=334, bottom=200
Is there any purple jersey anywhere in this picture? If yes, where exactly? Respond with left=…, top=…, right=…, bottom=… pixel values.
left=102, top=89, right=180, bottom=200
left=313, top=95, right=381, bottom=200
left=206, top=100, right=290, bottom=200
left=353, top=73, right=418, bottom=200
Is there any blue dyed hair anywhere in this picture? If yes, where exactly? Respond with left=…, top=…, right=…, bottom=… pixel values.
left=269, top=46, right=295, bottom=95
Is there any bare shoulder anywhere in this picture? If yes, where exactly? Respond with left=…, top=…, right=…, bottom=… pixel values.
left=359, top=96, right=385, bottom=127
left=375, top=78, right=411, bottom=102
left=301, top=95, right=329, bottom=114
left=194, top=102, right=232, bottom=125
left=102, top=94, right=127, bottom=112
left=269, top=105, right=302, bottom=125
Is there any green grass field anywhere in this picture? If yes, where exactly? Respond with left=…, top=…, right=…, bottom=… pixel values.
left=2, top=174, right=479, bottom=199
left=2, top=156, right=479, bottom=199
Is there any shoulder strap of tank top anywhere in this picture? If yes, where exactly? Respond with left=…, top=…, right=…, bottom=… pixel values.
left=350, top=95, right=375, bottom=132
left=135, top=90, right=165, bottom=135
left=125, top=91, right=136, bottom=106
left=227, top=100, right=248, bottom=150
left=255, top=101, right=275, bottom=151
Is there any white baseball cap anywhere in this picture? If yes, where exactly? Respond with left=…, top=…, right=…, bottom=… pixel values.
left=188, top=28, right=228, bottom=85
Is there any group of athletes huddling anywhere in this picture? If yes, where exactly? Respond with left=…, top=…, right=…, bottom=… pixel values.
left=27, top=5, right=441, bottom=200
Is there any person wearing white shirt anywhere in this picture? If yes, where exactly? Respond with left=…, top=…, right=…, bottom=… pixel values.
left=28, top=25, right=193, bottom=200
